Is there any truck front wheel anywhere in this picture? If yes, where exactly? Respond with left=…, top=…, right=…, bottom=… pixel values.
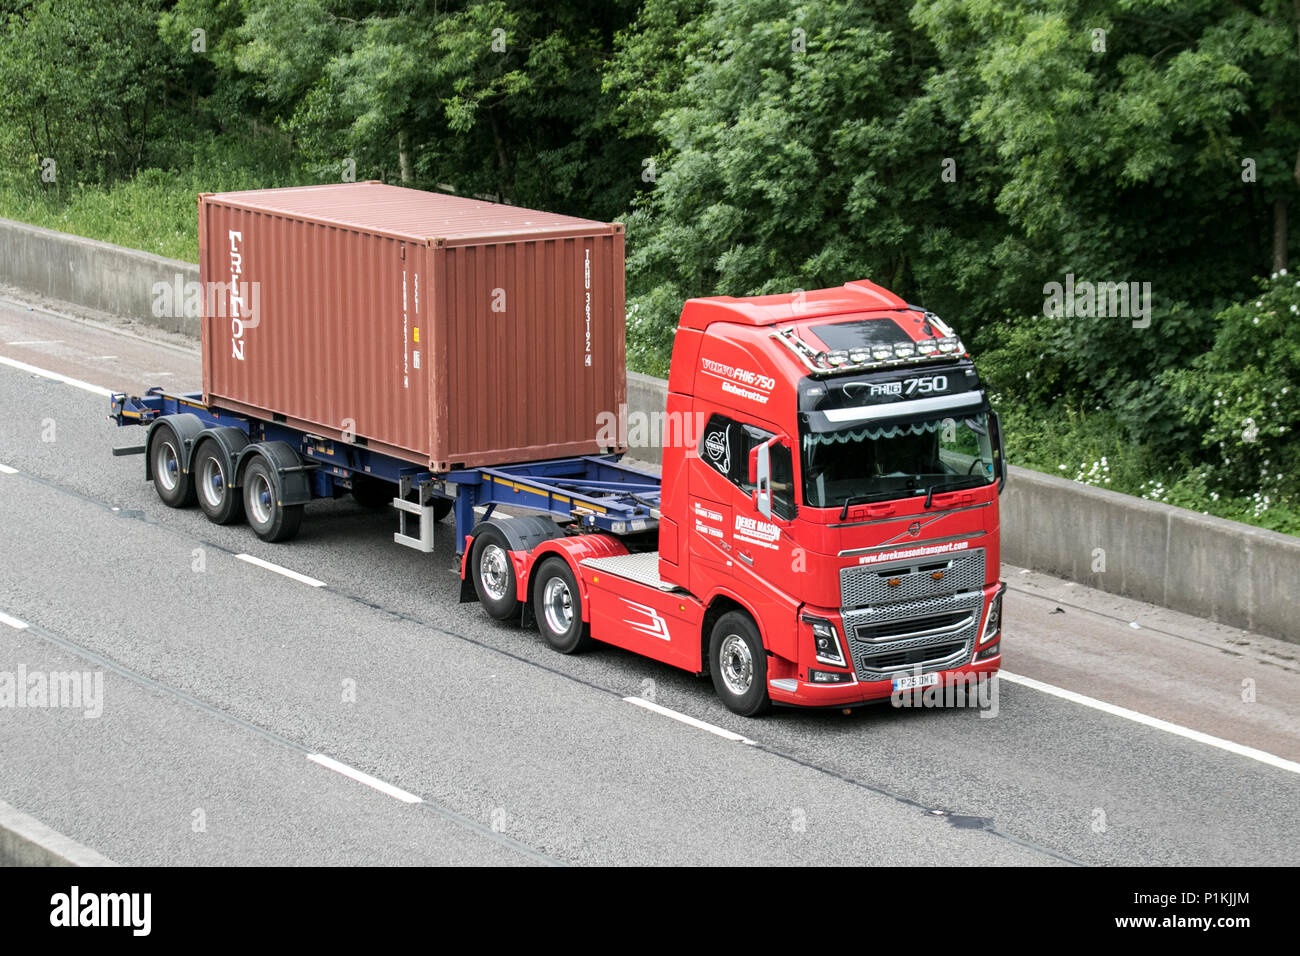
left=532, top=557, right=593, bottom=654
left=709, top=612, right=771, bottom=716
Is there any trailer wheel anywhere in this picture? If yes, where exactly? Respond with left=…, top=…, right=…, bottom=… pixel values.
left=150, top=426, right=195, bottom=508
left=243, top=458, right=303, bottom=543
left=709, top=612, right=771, bottom=717
left=470, top=525, right=519, bottom=621
left=532, top=557, right=593, bottom=654
left=193, top=441, right=244, bottom=525
left=350, top=476, right=393, bottom=511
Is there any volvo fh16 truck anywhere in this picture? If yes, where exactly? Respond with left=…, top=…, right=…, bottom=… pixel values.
left=111, top=183, right=1005, bottom=716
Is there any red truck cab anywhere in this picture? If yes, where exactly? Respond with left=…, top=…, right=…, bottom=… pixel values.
left=466, top=279, right=1005, bottom=716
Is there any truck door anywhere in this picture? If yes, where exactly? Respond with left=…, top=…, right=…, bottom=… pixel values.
left=689, top=415, right=737, bottom=578
left=690, top=413, right=797, bottom=587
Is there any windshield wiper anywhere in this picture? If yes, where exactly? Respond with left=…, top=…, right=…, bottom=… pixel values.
left=839, top=494, right=873, bottom=520
left=924, top=475, right=987, bottom=509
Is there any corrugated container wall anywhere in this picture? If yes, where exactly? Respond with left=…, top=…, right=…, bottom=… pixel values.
left=198, top=183, right=626, bottom=471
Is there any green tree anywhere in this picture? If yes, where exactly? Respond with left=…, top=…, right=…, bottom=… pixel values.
left=913, top=0, right=1300, bottom=449
left=619, top=0, right=1014, bottom=374
left=1166, top=270, right=1300, bottom=502
left=0, top=0, right=180, bottom=185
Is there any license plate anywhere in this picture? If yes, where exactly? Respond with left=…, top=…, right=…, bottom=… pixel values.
left=893, top=673, right=938, bottom=692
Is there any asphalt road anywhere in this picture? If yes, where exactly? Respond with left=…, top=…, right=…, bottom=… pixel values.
left=1, top=293, right=1297, bottom=866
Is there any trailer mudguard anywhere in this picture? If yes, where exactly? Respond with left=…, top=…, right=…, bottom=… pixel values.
left=192, top=426, right=251, bottom=483
left=144, top=413, right=206, bottom=481
left=234, top=440, right=314, bottom=506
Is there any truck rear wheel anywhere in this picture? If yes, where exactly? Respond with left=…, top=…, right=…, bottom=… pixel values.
left=150, top=426, right=195, bottom=508
left=532, top=557, right=593, bottom=654
left=709, top=612, right=771, bottom=717
left=194, top=441, right=243, bottom=525
left=243, top=458, right=303, bottom=543
left=470, top=525, right=519, bottom=621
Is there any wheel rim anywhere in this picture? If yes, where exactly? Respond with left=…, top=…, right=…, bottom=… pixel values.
left=542, top=576, right=573, bottom=634
left=249, top=473, right=273, bottom=526
left=479, top=544, right=510, bottom=601
left=200, top=456, right=226, bottom=508
left=156, top=440, right=179, bottom=492
left=719, top=633, right=753, bottom=696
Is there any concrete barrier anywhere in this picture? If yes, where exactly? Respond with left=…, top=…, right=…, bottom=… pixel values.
left=0, top=799, right=116, bottom=867
left=0, top=216, right=199, bottom=337
left=1, top=215, right=1295, bottom=641
left=997, top=466, right=1297, bottom=639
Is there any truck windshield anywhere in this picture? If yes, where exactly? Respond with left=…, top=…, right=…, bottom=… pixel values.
left=800, top=409, right=996, bottom=509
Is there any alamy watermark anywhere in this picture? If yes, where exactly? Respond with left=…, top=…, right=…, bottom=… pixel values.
left=0, top=665, right=103, bottom=718
left=891, top=671, right=998, bottom=717
left=595, top=404, right=707, bottom=452
left=1043, top=273, right=1151, bottom=328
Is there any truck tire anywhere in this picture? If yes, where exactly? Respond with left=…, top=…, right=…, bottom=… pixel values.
left=193, top=440, right=244, bottom=525
left=709, top=611, right=771, bottom=717
left=470, top=524, right=519, bottom=621
left=433, top=498, right=453, bottom=522
left=243, top=458, right=303, bottom=543
left=532, top=557, right=593, bottom=654
left=150, top=425, right=195, bottom=508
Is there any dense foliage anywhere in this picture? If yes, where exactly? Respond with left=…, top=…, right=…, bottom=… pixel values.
left=0, top=0, right=1296, bottom=530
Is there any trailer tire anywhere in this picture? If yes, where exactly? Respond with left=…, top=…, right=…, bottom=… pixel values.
left=150, top=425, right=195, bottom=508
left=470, top=524, right=519, bottom=622
left=243, top=458, right=303, bottom=543
left=433, top=498, right=453, bottom=522
left=709, top=611, right=771, bottom=717
left=532, top=557, right=593, bottom=654
left=193, top=441, right=244, bottom=525
left=351, top=476, right=393, bottom=511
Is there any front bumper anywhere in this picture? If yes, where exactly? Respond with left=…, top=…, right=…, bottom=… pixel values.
left=772, top=580, right=1004, bottom=708
left=767, top=655, right=1001, bottom=708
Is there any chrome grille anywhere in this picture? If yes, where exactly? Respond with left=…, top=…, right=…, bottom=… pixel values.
left=842, top=591, right=982, bottom=682
left=840, top=548, right=985, bottom=608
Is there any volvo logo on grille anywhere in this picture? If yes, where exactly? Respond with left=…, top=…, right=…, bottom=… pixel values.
left=907, top=521, right=921, bottom=536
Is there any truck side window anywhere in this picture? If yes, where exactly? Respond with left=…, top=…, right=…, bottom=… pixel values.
left=769, top=441, right=796, bottom=521
left=699, top=414, right=750, bottom=487
left=698, top=414, right=796, bottom=520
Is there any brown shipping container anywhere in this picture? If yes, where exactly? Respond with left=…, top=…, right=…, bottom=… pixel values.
left=198, top=182, right=626, bottom=471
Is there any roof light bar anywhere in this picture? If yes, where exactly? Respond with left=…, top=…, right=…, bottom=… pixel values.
left=772, top=321, right=966, bottom=376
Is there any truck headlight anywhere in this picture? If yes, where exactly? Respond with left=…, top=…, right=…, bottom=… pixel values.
left=803, top=614, right=847, bottom=668
left=981, top=585, right=1005, bottom=645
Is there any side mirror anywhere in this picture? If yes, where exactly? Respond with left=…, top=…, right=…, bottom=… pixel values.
left=752, top=437, right=775, bottom=519
left=991, top=410, right=1007, bottom=494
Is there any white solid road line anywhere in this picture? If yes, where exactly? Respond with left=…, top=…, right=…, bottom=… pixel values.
left=0, top=611, right=30, bottom=630
left=623, top=696, right=755, bottom=744
left=306, top=753, right=423, bottom=804
left=1000, top=670, right=1300, bottom=776
left=235, top=553, right=326, bottom=588
left=0, top=463, right=17, bottom=474
left=5, top=339, right=62, bottom=346
left=0, top=354, right=114, bottom=397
